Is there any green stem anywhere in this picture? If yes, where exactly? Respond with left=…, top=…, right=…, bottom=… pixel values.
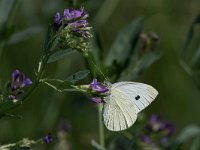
left=22, top=56, right=48, bottom=101
left=98, top=104, right=105, bottom=147
left=83, top=51, right=97, bottom=77
left=0, top=42, right=5, bottom=58
left=82, top=50, right=105, bottom=148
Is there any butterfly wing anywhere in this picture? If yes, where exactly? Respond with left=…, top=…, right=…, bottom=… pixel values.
left=112, top=82, right=158, bottom=114
left=103, top=87, right=137, bottom=131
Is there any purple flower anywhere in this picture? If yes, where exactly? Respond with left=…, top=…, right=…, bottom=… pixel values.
left=12, top=70, right=32, bottom=89
left=163, top=122, right=176, bottom=137
left=69, top=20, right=88, bottom=28
left=43, top=134, right=54, bottom=144
left=8, top=70, right=32, bottom=100
left=89, top=79, right=108, bottom=93
left=147, top=115, right=176, bottom=136
left=146, top=114, right=165, bottom=132
left=140, top=135, right=155, bottom=146
left=91, top=97, right=103, bottom=104
left=140, top=115, right=175, bottom=148
left=54, top=12, right=61, bottom=24
left=53, top=7, right=92, bottom=39
left=64, top=7, right=86, bottom=20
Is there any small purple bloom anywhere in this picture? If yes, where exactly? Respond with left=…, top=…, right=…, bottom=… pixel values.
left=89, top=79, right=108, bottom=93
left=43, top=134, right=54, bottom=144
left=8, top=70, right=32, bottom=100
left=140, top=135, right=155, bottom=146
left=64, top=7, right=85, bottom=20
left=146, top=114, right=165, bottom=132
left=69, top=20, right=88, bottom=28
left=91, top=97, right=102, bottom=104
left=23, top=78, right=32, bottom=86
left=163, top=122, right=176, bottom=137
left=11, top=70, right=32, bottom=89
left=54, top=12, right=61, bottom=24
left=146, top=114, right=175, bottom=137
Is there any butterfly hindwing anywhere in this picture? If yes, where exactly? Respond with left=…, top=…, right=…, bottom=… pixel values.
left=112, top=82, right=158, bottom=114
left=103, top=87, right=137, bottom=131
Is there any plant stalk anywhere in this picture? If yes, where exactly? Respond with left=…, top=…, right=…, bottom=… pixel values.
left=98, top=104, right=105, bottom=147
left=22, top=56, right=48, bottom=101
left=83, top=50, right=105, bottom=148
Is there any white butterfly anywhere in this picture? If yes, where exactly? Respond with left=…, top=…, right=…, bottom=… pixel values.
left=103, top=82, right=158, bottom=131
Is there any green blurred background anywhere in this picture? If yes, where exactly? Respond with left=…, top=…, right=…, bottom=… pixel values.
left=0, top=0, right=200, bottom=149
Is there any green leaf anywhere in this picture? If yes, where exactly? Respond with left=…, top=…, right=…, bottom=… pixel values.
left=0, top=138, right=37, bottom=150
left=0, top=113, right=22, bottom=120
left=190, top=137, right=200, bottom=150
left=0, top=0, right=16, bottom=27
left=41, top=79, right=72, bottom=92
left=41, top=70, right=90, bottom=92
left=119, top=52, right=161, bottom=81
left=7, top=26, right=43, bottom=44
left=47, top=48, right=74, bottom=63
left=182, top=14, right=200, bottom=59
left=176, top=125, right=200, bottom=144
left=104, top=17, right=144, bottom=66
left=0, top=100, right=21, bottom=114
left=190, top=45, right=200, bottom=70
left=91, top=140, right=107, bottom=150
left=67, top=70, right=90, bottom=83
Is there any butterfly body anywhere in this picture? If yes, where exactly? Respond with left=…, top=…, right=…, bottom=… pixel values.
left=103, top=82, right=158, bottom=131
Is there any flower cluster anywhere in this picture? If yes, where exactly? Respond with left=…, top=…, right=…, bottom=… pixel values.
left=43, top=134, right=54, bottom=144
left=140, top=114, right=175, bottom=148
left=89, top=79, right=109, bottom=104
left=139, top=32, right=160, bottom=52
left=8, top=70, right=32, bottom=100
left=53, top=7, right=92, bottom=52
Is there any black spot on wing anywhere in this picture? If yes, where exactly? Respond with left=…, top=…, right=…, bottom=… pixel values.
left=135, top=95, right=140, bottom=100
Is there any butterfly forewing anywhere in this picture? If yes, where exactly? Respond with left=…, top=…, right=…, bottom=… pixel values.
left=112, top=82, right=158, bottom=114
left=103, top=88, right=137, bottom=131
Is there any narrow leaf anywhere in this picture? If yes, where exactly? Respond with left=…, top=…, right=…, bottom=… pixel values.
left=41, top=79, right=72, bottom=92
left=104, top=17, right=144, bottom=66
left=176, top=125, right=200, bottom=144
left=0, top=100, right=21, bottom=114
left=47, top=49, right=74, bottom=63
left=0, top=0, right=16, bottom=27
left=0, top=113, right=22, bottom=120
left=119, top=52, right=161, bottom=81
left=182, top=14, right=200, bottom=59
left=91, top=140, right=107, bottom=150
left=7, top=26, right=43, bottom=44
left=190, top=137, right=200, bottom=150
left=67, top=70, right=90, bottom=83
left=190, top=45, right=200, bottom=70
